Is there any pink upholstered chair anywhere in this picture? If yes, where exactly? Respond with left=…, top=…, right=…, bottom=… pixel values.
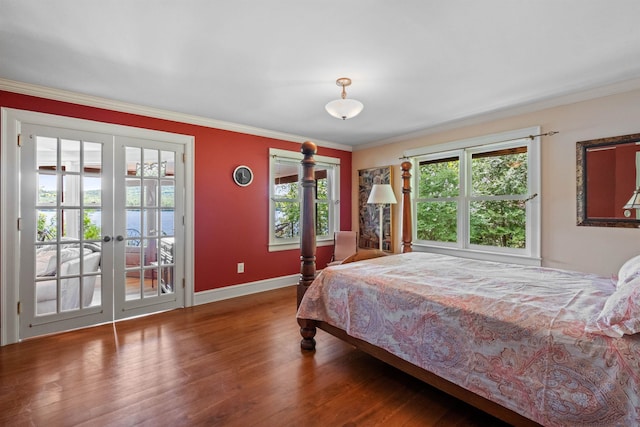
left=327, top=231, right=358, bottom=266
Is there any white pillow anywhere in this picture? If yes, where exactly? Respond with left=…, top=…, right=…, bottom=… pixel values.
left=617, top=254, right=640, bottom=288
left=43, top=247, right=88, bottom=276
left=36, top=253, right=56, bottom=276
left=587, top=276, right=640, bottom=338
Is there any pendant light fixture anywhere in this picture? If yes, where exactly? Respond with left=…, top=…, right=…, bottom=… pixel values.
left=325, top=77, right=364, bottom=120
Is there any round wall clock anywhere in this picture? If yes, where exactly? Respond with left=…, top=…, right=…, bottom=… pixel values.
left=233, top=165, right=254, bottom=187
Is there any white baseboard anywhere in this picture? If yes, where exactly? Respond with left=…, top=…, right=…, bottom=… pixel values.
left=194, top=274, right=298, bottom=306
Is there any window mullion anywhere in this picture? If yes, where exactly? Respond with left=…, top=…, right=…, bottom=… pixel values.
left=459, top=151, right=470, bottom=249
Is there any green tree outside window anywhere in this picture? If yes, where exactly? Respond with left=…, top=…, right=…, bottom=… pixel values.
left=417, top=149, right=528, bottom=249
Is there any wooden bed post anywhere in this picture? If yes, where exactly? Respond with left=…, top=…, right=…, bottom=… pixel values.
left=298, top=141, right=318, bottom=350
left=401, top=160, right=413, bottom=253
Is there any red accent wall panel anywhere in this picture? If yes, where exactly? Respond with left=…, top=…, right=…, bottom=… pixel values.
left=586, top=148, right=615, bottom=217
left=0, top=90, right=352, bottom=291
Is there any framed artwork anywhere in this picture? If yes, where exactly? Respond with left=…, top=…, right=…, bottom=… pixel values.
left=358, top=166, right=393, bottom=252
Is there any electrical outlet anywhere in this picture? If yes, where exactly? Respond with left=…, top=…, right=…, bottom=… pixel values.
left=237, top=262, right=245, bottom=273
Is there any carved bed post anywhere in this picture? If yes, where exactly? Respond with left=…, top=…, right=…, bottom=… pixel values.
left=401, top=160, right=413, bottom=253
left=298, top=141, right=318, bottom=350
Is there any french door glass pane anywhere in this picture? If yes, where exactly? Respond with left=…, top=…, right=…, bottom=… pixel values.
left=60, top=139, right=80, bottom=172
left=143, top=267, right=155, bottom=297
left=37, top=208, right=57, bottom=241
left=126, top=179, right=141, bottom=206
left=161, top=209, right=174, bottom=236
left=143, top=149, right=159, bottom=177
left=143, top=208, right=157, bottom=237
left=161, top=180, right=175, bottom=208
left=126, top=209, right=142, bottom=233
left=143, top=179, right=157, bottom=207
left=61, top=278, right=80, bottom=312
left=38, top=174, right=57, bottom=205
left=37, top=137, right=57, bottom=169
left=84, top=141, right=102, bottom=173
left=62, top=175, right=80, bottom=206
left=160, top=266, right=174, bottom=293
left=62, top=208, right=81, bottom=239
left=126, top=244, right=142, bottom=266
left=84, top=208, right=102, bottom=239
left=125, top=274, right=142, bottom=301
left=126, top=147, right=141, bottom=176
left=83, top=274, right=101, bottom=308
left=144, top=238, right=158, bottom=266
left=161, top=151, right=175, bottom=177
left=83, top=176, right=101, bottom=205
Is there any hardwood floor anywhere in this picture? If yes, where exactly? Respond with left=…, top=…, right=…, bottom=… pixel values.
left=0, top=286, right=510, bottom=426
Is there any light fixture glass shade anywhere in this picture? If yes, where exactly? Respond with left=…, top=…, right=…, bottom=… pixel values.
left=325, top=98, right=364, bottom=120
left=367, top=184, right=397, bottom=205
left=624, top=187, right=640, bottom=209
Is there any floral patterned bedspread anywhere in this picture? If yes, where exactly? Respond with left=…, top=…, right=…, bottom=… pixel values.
left=296, top=252, right=640, bottom=426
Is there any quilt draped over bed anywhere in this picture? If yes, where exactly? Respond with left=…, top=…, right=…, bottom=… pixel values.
left=296, top=252, right=640, bottom=426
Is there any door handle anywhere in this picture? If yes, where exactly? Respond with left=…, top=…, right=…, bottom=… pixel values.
left=115, top=235, right=124, bottom=242
left=102, top=235, right=112, bottom=242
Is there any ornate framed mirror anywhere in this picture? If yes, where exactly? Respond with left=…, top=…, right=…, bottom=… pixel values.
left=577, top=132, right=640, bottom=227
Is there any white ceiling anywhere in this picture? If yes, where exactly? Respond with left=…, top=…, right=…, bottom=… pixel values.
left=2, top=1, right=640, bottom=148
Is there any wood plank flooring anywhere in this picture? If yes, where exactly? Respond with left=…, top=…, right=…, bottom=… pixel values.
left=0, top=286, right=511, bottom=426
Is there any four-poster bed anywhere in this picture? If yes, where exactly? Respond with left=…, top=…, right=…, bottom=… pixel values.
left=296, top=141, right=640, bottom=426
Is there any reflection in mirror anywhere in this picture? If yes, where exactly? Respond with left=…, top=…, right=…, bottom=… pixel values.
left=577, top=133, right=640, bottom=227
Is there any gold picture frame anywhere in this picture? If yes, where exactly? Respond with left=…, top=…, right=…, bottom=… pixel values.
left=358, top=166, right=393, bottom=252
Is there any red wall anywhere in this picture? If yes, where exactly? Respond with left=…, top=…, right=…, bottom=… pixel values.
left=0, top=90, right=352, bottom=292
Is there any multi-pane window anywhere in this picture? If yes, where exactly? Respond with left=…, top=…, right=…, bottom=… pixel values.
left=416, top=156, right=459, bottom=243
left=269, top=149, right=339, bottom=251
left=469, top=147, right=528, bottom=248
left=273, top=159, right=301, bottom=240
left=410, top=128, right=540, bottom=263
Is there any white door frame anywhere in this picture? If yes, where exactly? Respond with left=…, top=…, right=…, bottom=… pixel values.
left=1, top=107, right=195, bottom=345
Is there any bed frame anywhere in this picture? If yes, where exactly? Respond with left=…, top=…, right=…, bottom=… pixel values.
left=296, top=141, right=540, bottom=427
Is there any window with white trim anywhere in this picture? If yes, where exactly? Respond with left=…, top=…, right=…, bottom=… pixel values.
left=269, top=148, right=340, bottom=251
left=406, top=127, right=541, bottom=264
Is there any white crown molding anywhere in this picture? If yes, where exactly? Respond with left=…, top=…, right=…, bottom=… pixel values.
left=0, top=78, right=352, bottom=152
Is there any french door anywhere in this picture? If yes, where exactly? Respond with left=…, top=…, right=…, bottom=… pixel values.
left=19, top=124, right=184, bottom=339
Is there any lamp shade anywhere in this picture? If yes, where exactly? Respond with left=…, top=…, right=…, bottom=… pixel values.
left=325, top=98, right=364, bottom=120
left=367, top=184, right=397, bottom=205
left=624, top=187, right=640, bottom=209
